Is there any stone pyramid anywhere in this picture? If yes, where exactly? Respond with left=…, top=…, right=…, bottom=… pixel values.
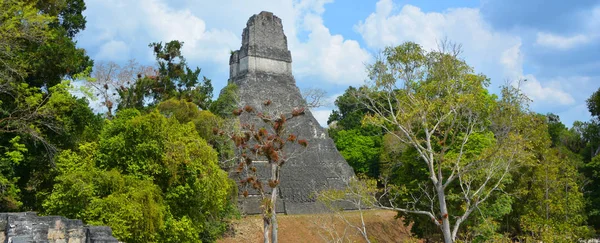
left=224, top=11, right=355, bottom=214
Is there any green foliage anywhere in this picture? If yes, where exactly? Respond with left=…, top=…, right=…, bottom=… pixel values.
left=158, top=98, right=203, bottom=122
left=327, top=86, right=384, bottom=178
left=328, top=86, right=369, bottom=130
left=542, top=111, right=600, bottom=233
left=355, top=41, right=594, bottom=242
left=2, top=2, right=598, bottom=240
left=0, top=80, right=102, bottom=210
left=44, top=144, right=167, bottom=243
left=41, top=81, right=104, bottom=147
left=547, top=113, right=567, bottom=147
left=116, top=41, right=213, bottom=111
left=43, top=109, right=235, bottom=242
left=587, top=87, right=600, bottom=119
left=518, top=148, right=591, bottom=241
left=0, top=2, right=241, bottom=241
left=35, top=0, right=87, bottom=38
left=116, top=75, right=155, bottom=111
left=0, top=0, right=91, bottom=88
left=149, top=40, right=213, bottom=109
left=25, top=28, right=93, bottom=87
left=157, top=98, right=235, bottom=168
left=496, top=115, right=592, bottom=241
left=0, top=136, right=26, bottom=210
left=85, top=178, right=165, bottom=243
left=0, top=0, right=53, bottom=81
left=209, top=83, right=238, bottom=118
left=0, top=0, right=95, bottom=211
left=161, top=216, right=201, bottom=243
left=585, top=154, right=600, bottom=230
left=334, top=129, right=382, bottom=177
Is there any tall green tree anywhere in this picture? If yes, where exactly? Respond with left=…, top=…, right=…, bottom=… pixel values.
left=501, top=114, right=591, bottom=241
left=116, top=41, right=213, bottom=111
left=1, top=0, right=98, bottom=211
left=359, top=42, right=532, bottom=242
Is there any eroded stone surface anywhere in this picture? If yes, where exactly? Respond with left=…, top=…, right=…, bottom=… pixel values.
left=224, top=11, right=355, bottom=215
left=0, top=212, right=118, bottom=243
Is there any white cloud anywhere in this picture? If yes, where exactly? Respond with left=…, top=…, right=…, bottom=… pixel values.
left=535, top=32, right=590, bottom=50
left=95, top=40, right=130, bottom=61
left=80, top=0, right=369, bottom=85
left=500, top=43, right=523, bottom=79
left=354, top=0, right=581, bottom=111
left=557, top=104, right=592, bottom=127
left=84, top=0, right=239, bottom=67
left=355, top=0, right=522, bottom=86
left=293, top=14, right=371, bottom=85
left=533, top=6, right=600, bottom=51
left=518, top=75, right=575, bottom=105
left=142, top=0, right=241, bottom=66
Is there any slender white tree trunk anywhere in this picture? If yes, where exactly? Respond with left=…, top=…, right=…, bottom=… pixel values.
left=270, top=163, right=279, bottom=243
left=271, top=191, right=278, bottom=243
left=358, top=201, right=370, bottom=243
left=271, top=187, right=278, bottom=243
left=437, top=185, right=453, bottom=243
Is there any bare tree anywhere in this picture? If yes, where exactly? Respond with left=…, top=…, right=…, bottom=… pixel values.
left=311, top=211, right=353, bottom=243
left=316, top=176, right=376, bottom=243
left=222, top=100, right=308, bottom=243
left=87, top=60, right=154, bottom=118
left=354, top=41, right=530, bottom=242
left=315, top=172, right=425, bottom=243
left=302, top=88, right=328, bottom=109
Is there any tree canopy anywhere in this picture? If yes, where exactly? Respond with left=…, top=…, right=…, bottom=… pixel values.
left=325, top=42, right=596, bottom=242
left=44, top=109, right=235, bottom=242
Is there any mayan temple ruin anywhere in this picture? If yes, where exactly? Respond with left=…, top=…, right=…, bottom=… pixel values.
left=225, top=11, right=356, bottom=214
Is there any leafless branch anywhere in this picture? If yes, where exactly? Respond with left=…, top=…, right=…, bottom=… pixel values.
left=302, top=88, right=328, bottom=109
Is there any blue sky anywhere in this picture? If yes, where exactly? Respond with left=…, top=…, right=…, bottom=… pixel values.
left=76, top=0, right=600, bottom=127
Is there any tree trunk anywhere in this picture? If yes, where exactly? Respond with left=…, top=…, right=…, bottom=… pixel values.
left=263, top=217, right=271, bottom=243
left=271, top=186, right=279, bottom=243
left=270, top=163, right=280, bottom=243
left=437, top=185, right=453, bottom=243
left=358, top=201, right=371, bottom=243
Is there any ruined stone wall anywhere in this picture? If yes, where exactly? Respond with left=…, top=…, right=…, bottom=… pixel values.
left=230, top=54, right=292, bottom=78
left=240, top=12, right=291, bottom=62
left=0, top=212, right=118, bottom=243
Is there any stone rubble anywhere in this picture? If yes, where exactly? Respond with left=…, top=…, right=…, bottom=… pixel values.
left=0, top=212, right=118, bottom=243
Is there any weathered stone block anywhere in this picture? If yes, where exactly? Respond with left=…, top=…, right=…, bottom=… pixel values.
left=0, top=212, right=118, bottom=243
